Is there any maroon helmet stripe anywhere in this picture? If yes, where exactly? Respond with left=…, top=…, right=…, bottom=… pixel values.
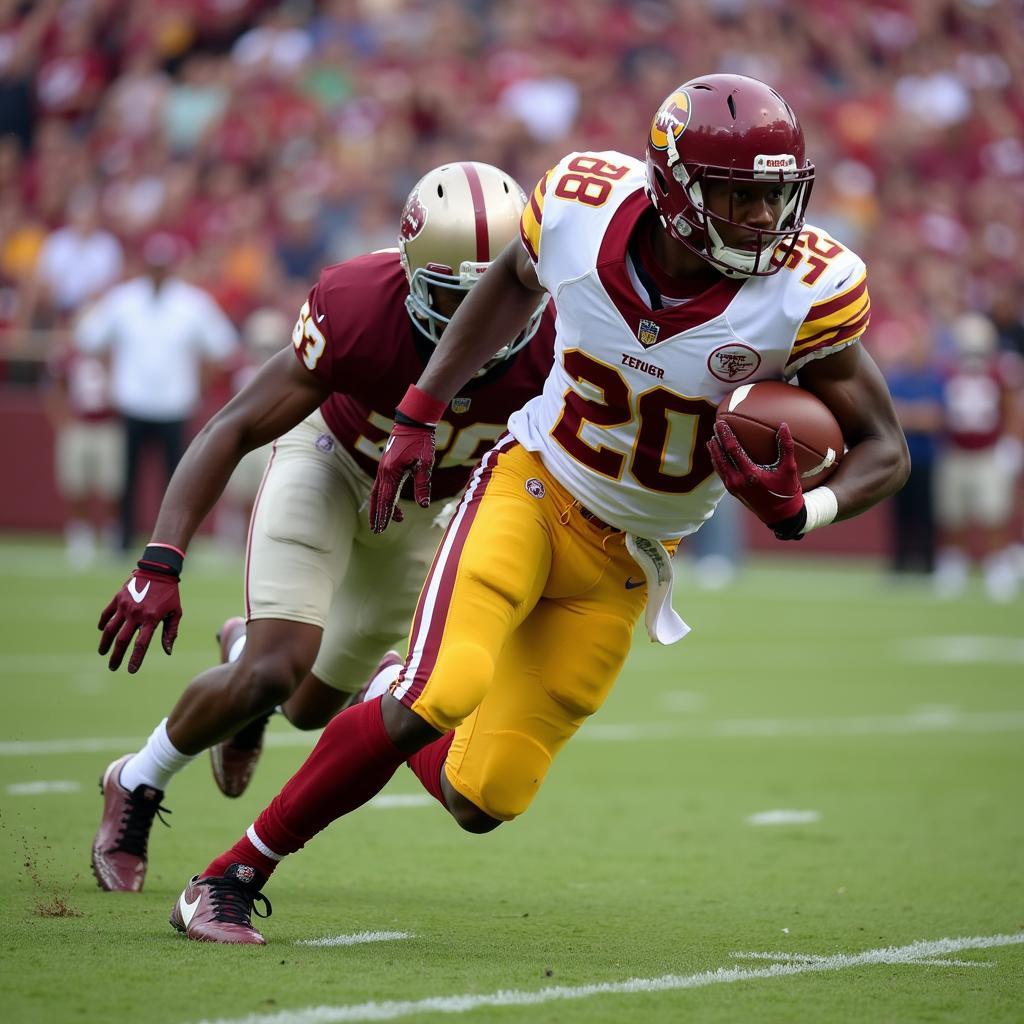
left=398, top=436, right=517, bottom=705
left=459, top=161, right=489, bottom=261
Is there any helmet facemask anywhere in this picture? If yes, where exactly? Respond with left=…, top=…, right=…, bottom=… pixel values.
left=398, top=161, right=549, bottom=374
left=405, top=259, right=546, bottom=372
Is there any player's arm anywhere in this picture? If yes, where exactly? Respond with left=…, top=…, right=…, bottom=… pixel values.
left=150, top=347, right=328, bottom=548
left=797, top=343, right=910, bottom=520
left=416, top=240, right=546, bottom=403
left=369, top=240, right=545, bottom=532
left=709, top=343, right=910, bottom=539
left=98, top=348, right=330, bottom=672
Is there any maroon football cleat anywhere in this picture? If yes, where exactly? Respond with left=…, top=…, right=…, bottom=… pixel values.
left=91, top=754, right=171, bottom=892
left=169, top=863, right=272, bottom=944
left=210, top=617, right=268, bottom=798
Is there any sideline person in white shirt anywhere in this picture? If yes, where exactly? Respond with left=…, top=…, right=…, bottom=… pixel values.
left=76, top=232, right=239, bottom=550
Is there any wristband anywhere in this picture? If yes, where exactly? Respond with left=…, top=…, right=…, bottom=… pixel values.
left=138, top=542, right=184, bottom=578
left=397, top=384, right=447, bottom=427
left=799, top=486, right=839, bottom=535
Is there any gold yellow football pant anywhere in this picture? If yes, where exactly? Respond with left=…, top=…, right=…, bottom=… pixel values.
left=392, top=438, right=651, bottom=821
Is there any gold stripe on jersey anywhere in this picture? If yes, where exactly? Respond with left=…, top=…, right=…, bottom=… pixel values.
left=785, top=306, right=871, bottom=370
left=519, top=170, right=551, bottom=263
left=792, top=275, right=870, bottom=355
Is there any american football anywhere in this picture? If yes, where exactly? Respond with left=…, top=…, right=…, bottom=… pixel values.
left=716, top=380, right=844, bottom=488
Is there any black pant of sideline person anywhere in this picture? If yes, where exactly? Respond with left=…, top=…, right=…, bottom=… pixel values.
left=889, top=457, right=936, bottom=575
left=120, top=416, right=186, bottom=551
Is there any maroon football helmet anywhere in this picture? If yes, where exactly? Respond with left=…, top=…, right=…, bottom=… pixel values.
left=645, top=74, right=815, bottom=278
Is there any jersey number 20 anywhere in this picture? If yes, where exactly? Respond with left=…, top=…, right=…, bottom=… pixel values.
left=551, top=349, right=716, bottom=494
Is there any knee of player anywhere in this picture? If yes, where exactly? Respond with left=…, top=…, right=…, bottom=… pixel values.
left=446, top=789, right=502, bottom=834
left=231, top=655, right=303, bottom=709
left=281, top=702, right=330, bottom=731
left=474, top=730, right=552, bottom=822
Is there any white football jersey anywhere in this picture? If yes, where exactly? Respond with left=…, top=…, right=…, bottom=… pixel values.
left=509, top=151, right=870, bottom=540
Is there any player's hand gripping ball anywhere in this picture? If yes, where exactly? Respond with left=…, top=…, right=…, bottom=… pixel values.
left=715, top=381, right=843, bottom=489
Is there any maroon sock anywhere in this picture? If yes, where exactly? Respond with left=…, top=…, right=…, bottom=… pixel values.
left=406, top=731, right=455, bottom=807
left=204, top=698, right=404, bottom=880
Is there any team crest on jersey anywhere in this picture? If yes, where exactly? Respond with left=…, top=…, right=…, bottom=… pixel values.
left=525, top=478, right=545, bottom=499
left=649, top=91, right=691, bottom=151
left=400, top=189, right=427, bottom=241
left=708, top=343, right=761, bottom=383
left=637, top=319, right=661, bottom=348
left=450, top=396, right=471, bottom=414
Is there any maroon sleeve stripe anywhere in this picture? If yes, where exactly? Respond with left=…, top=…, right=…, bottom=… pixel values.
left=520, top=223, right=539, bottom=262
left=529, top=189, right=544, bottom=225
left=786, top=317, right=870, bottom=366
left=794, top=305, right=871, bottom=351
left=803, top=277, right=867, bottom=323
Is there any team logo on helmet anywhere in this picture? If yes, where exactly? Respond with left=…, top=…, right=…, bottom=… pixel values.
left=649, top=91, right=691, bottom=151
left=400, top=189, right=427, bottom=241
left=708, top=343, right=762, bottom=383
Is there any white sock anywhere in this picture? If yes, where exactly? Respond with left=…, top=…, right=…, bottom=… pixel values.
left=119, top=718, right=196, bottom=792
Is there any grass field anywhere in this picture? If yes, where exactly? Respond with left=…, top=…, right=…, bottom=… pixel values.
left=1, top=536, right=1022, bottom=1024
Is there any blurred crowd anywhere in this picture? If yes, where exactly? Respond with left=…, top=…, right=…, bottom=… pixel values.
left=0, top=0, right=1021, bottom=595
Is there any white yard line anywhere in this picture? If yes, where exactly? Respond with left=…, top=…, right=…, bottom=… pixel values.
left=899, top=637, right=1024, bottom=664
left=188, top=932, right=1023, bottom=1024
left=5, top=707, right=1024, bottom=757
left=368, top=795, right=433, bottom=809
left=6, top=780, right=81, bottom=795
left=294, top=932, right=414, bottom=948
left=746, top=809, right=820, bottom=826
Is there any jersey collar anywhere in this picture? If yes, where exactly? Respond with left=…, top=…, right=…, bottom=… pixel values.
left=597, top=189, right=743, bottom=345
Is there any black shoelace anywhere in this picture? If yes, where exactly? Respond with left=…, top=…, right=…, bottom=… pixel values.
left=113, top=792, right=171, bottom=858
left=230, top=713, right=271, bottom=751
left=204, top=877, right=272, bottom=925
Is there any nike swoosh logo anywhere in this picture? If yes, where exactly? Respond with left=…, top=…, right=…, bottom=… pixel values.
left=127, top=578, right=151, bottom=603
left=178, top=891, right=201, bottom=928
left=625, top=577, right=646, bottom=590
left=316, top=312, right=326, bottom=323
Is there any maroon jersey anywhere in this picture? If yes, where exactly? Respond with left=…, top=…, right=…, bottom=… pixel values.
left=291, top=250, right=555, bottom=500
left=48, top=347, right=115, bottom=423
left=940, top=353, right=1021, bottom=451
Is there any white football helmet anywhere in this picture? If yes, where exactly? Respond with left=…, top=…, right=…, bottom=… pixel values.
left=398, top=162, right=547, bottom=366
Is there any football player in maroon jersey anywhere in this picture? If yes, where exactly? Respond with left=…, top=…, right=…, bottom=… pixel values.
left=934, top=312, right=1024, bottom=601
left=90, top=162, right=554, bottom=894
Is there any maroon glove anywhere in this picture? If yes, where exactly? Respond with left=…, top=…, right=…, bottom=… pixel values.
left=707, top=420, right=807, bottom=540
left=369, top=385, right=447, bottom=534
left=98, top=544, right=184, bottom=673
